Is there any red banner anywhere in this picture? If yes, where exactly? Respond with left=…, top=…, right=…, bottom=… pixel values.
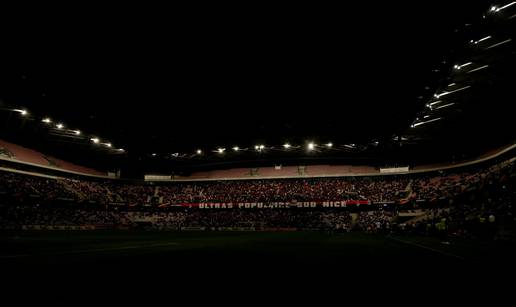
left=171, top=200, right=371, bottom=209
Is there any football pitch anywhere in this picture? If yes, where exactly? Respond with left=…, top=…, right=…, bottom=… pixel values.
left=2, top=231, right=515, bottom=271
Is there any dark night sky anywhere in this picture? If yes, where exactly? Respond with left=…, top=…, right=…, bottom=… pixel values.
left=1, top=1, right=513, bottom=173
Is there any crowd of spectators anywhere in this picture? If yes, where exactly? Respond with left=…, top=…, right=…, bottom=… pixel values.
left=356, top=210, right=393, bottom=233
left=156, top=176, right=411, bottom=204
left=399, top=162, right=516, bottom=241
left=0, top=173, right=154, bottom=205
left=0, top=206, right=354, bottom=230
left=1, top=159, right=513, bottom=206
left=0, top=158, right=514, bottom=238
left=0, top=171, right=413, bottom=205
left=0, top=206, right=128, bottom=227
left=410, top=159, right=514, bottom=201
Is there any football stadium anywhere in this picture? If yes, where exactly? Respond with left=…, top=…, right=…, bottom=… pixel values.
left=1, top=2, right=516, bottom=277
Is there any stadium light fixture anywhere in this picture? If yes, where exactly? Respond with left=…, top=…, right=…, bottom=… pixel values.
left=105, top=143, right=112, bottom=147
left=307, top=142, right=315, bottom=151
left=491, top=2, right=515, bottom=12
left=42, top=118, right=52, bottom=123
left=433, top=102, right=455, bottom=110
left=499, top=2, right=515, bottom=10
left=56, top=123, right=64, bottom=129
left=217, top=148, right=225, bottom=154
left=412, top=117, right=443, bottom=128
left=326, top=142, right=333, bottom=148
left=91, top=138, right=100, bottom=144
left=74, top=130, right=81, bottom=135
left=232, top=146, right=239, bottom=151
left=485, top=39, right=512, bottom=50
left=283, top=143, right=291, bottom=149
left=467, top=65, right=489, bottom=73
left=118, top=148, right=125, bottom=152
left=435, top=85, right=471, bottom=99
left=14, top=109, right=28, bottom=116
left=454, top=62, right=472, bottom=70
left=259, top=145, right=265, bottom=150
left=152, top=153, right=157, bottom=157
left=475, top=36, right=492, bottom=44
left=196, top=149, right=202, bottom=154
left=501, top=2, right=515, bottom=9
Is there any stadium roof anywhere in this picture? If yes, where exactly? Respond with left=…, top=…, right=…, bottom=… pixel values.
left=0, top=1, right=514, bottom=175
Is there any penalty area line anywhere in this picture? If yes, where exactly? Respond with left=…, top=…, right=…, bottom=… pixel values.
left=387, top=236, right=466, bottom=260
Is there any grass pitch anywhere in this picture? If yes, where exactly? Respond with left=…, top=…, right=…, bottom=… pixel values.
left=2, top=231, right=514, bottom=269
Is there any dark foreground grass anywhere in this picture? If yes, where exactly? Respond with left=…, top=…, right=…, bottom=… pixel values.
left=2, top=231, right=516, bottom=296
left=2, top=231, right=515, bottom=268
